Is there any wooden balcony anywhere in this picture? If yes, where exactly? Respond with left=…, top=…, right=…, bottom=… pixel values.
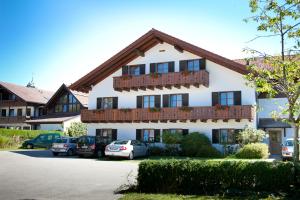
left=81, top=105, right=254, bottom=123
left=113, top=70, right=209, bottom=91
left=0, top=116, right=27, bottom=124
left=0, top=100, right=27, bottom=107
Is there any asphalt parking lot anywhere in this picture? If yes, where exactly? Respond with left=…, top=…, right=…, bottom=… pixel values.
left=0, top=150, right=138, bottom=200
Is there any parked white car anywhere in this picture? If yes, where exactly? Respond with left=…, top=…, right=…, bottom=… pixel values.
left=105, top=140, right=149, bottom=160
left=282, top=138, right=294, bottom=161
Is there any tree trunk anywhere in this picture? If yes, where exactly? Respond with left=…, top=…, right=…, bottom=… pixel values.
left=293, top=125, right=300, bottom=162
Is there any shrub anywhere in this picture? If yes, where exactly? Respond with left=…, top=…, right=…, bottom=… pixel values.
left=162, top=131, right=183, bottom=144
left=181, top=132, right=221, bottom=158
left=137, top=160, right=294, bottom=194
left=65, top=122, right=87, bottom=137
left=235, top=143, right=268, bottom=159
left=236, top=127, right=266, bottom=146
left=0, top=136, right=14, bottom=148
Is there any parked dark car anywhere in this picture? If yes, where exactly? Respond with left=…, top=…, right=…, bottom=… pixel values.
left=22, top=133, right=61, bottom=149
left=77, top=135, right=109, bottom=158
left=51, top=137, right=78, bottom=156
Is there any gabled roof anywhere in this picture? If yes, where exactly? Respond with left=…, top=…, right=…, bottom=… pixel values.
left=0, top=81, right=54, bottom=104
left=46, top=84, right=88, bottom=107
left=69, top=29, right=248, bottom=92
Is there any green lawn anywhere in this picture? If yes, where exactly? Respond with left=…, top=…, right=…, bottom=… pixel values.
left=119, top=193, right=282, bottom=200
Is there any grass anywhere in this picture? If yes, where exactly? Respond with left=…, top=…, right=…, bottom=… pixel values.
left=119, top=193, right=283, bottom=200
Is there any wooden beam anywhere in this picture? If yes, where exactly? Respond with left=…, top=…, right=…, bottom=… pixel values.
left=235, top=119, right=241, bottom=122
left=174, top=45, right=183, bottom=53
left=154, top=37, right=163, bottom=44
left=134, top=49, right=145, bottom=57
left=200, top=119, right=207, bottom=123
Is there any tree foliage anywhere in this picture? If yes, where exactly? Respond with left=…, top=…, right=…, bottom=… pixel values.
left=236, top=127, right=266, bottom=146
left=66, top=122, right=87, bottom=137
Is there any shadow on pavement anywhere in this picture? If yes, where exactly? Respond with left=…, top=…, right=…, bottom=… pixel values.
left=10, top=150, right=79, bottom=159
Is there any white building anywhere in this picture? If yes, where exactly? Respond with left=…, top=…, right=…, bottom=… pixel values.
left=70, top=29, right=295, bottom=154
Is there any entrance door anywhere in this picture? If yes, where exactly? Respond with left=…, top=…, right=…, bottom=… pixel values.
left=269, top=130, right=282, bottom=155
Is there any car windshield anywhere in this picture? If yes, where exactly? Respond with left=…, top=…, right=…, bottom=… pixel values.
left=78, top=136, right=95, bottom=145
left=113, top=140, right=128, bottom=145
left=285, top=140, right=294, bottom=146
left=54, top=138, right=68, bottom=143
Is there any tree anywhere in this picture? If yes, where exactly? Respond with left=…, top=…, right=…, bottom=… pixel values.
left=244, top=0, right=300, bottom=161
left=66, top=122, right=87, bottom=137
left=236, top=127, right=266, bottom=147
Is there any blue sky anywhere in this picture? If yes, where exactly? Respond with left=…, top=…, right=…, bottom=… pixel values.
left=0, top=0, right=283, bottom=91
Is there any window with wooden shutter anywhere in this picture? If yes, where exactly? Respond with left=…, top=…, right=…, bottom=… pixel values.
left=168, top=61, right=175, bottom=72
left=122, top=66, right=129, bottom=75
left=154, top=129, right=160, bottom=142
left=212, top=92, right=219, bottom=106
left=155, top=95, right=161, bottom=108
left=182, top=94, right=189, bottom=107
left=182, top=129, right=189, bottom=135
left=140, top=64, right=146, bottom=75
left=212, top=129, right=220, bottom=144
left=234, top=91, right=241, bottom=105
left=200, top=59, right=206, bottom=70
left=112, top=129, right=117, bottom=141
left=112, top=97, right=118, bottom=109
left=163, top=95, right=169, bottom=107
left=136, top=96, right=142, bottom=108
left=179, top=60, right=187, bottom=72
left=150, top=63, right=156, bottom=73
left=136, top=129, right=142, bottom=141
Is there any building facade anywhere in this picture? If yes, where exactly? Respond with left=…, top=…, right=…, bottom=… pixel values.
left=0, top=81, right=53, bottom=130
left=70, top=29, right=257, bottom=151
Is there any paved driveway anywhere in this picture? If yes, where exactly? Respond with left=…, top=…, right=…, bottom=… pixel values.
left=0, top=150, right=138, bottom=200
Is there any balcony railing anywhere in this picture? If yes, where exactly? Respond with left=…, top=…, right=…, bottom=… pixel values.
left=113, top=70, right=209, bottom=91
left=0, top=100, right=26, bottom=107
left=0, top=116, right=27, bottom=124
left=81, top=105, right=254, bottom=123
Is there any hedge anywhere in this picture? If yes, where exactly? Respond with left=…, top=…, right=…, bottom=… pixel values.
left=0, top=129, right=63, bottom=148
left=137, top=160, right=294, bottom=194
left=235, top=143, right=269, bottom=159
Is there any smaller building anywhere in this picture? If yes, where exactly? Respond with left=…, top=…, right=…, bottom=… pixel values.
left=0, top=81, right=53, bottom=130
left=26, top=84, right=88, bottom=132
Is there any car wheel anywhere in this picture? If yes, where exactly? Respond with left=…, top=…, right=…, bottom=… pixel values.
left=128, top=151, right=134, bottom=160
left=67, top=149, right=74, bottom=156
left=27, top=144, right=33, bottom=149
left=52, top=152, right=59, bottom=156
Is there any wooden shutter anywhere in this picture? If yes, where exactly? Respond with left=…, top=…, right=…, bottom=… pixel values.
left=122, top=66, right=129, bottom=75
left=136, top=129, right=142, bottom=141
left=96, top=98, right=102, bottom=109
left=154, top=129, right=160, bottom=142
left=212, top=129, right=220, bottom=144
left=168, top=61, right=175, bottom=72
left=200, top=59, right=206, bottom=70
left=112, top=97, right=118, bottom=109
left=163, top=95, right=169, bottom=107
left=150, top=63, right=156, bottom=73
left=112, top=129, right=117, bottom=141
left=182, top=129, right=189, bottom=136
left=137, top=96, right=143, bottom=108
left=155, top=95, right=161, bottom=108
left=234, top=91, right=241, bottom=105
left=140, top=64, right=145, bottom=75
left=96, top=129, right=101, bottom=136
left=182, top=94, right=189, bottom=107
left=179, top=60, right=187, bottom=71
left=212, top=92, right=219, bottom=106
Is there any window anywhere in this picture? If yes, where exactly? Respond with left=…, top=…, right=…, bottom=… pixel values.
left=212, top=129, right=238, bottom=144
left=143, top=96, right=155, bottom=108
left=187, top=59, right=200, bottom=72
left=157, top=63, right=169, bottom=73
left=17, top=109, right=22, bottom=116
left=142, top=129, right=155, bottom=142
left=169, top=129, right=183, bottom=134
left=9, top=94, right=16, bottom=100
left=220, top=92, right=234, bottom=106
left=102, top=97, right=113, bottom=109
left=22, top=126, right=31, bottom=130
left=1, top=109, right=6, bottom=117
left=54, top=93, right=80, bottom=113
left=170, top=94, right=182, bottom=107
left=96, top=129, right=117, bottom=144
left=26, top=108, right=31, bottom=116
left=129, top=66, right=140, bottom=76
left=97, top=97, right=118, bottom=109
left=9, top=109, right=14, bottom=117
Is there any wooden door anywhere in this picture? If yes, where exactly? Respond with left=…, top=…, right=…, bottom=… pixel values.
left=269, top=130, right=282, bottom=155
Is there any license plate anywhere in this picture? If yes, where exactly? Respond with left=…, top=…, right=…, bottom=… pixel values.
left=82, top=146, right=88, bottom=149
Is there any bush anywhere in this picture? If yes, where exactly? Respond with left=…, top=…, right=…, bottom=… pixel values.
left=181, top=132, right=221, bottom=158
left=162, top=131, right=183, bottom=144
left=235, top=143, right=269, bottom=159
left=149, top=146, right=165, bottom=156
left=137, top=160, right=294, bottom=194
left=237, top=127, right=266, bottom=146
left=66, top=122, right=87, bottom=137
left=0, top=136, right=14, bottom=148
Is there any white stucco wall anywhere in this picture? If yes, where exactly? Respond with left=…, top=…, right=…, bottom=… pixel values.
left=39, top=115, right=81, bottom=132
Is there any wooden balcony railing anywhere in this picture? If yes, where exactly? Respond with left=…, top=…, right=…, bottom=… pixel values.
left=81, top=105, right=254, bottom=123
left=0, top=116, right=27, bottom=124
left=113, top=70, right=209, bottom=91
left=0, top=100, right=26, bottom=107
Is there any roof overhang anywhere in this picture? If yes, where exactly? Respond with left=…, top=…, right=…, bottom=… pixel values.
left=258, top=118, right=291, bottom=128
left=69, top=29, right=248, bottom=92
